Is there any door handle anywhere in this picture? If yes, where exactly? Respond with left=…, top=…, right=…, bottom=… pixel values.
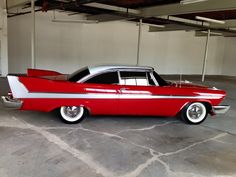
left=120, top=88, right=127, bottom=92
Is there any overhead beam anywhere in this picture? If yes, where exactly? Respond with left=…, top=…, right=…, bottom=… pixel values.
left=142, top=0, right=236, bottom=17
left=85, top=2, right=140, bottom=22
left=210, top=20, right=236, bottom=28
left=75, top=0, right=104, bottom=4
left=7, top=0, right=30, bottom=8
left=84, top=3, right=140, bottom=14
left=6, top=0, right=102, bottom=9
left=87, top=14, right=132, bottom=22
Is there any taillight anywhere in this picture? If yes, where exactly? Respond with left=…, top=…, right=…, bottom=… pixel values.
left=8, top=92, right=13, bottom=99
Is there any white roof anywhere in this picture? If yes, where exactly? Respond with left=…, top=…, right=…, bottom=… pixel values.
left=88, top=65, right=153, bottom=75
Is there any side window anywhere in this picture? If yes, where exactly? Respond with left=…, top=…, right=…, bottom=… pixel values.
left=85, top=72, right=119, bottom=84
left=120, top=71, right=149, bottom=86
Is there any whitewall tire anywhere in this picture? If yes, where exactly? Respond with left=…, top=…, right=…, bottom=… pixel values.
left=60, top=106, right=85, bottom=124
left=181, top=102, right=208, bottom=124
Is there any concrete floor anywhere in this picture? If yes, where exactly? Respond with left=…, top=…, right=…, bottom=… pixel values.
left=0, top=77, right=236, bottom=177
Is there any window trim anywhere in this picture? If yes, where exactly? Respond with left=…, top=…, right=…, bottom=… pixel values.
left=79, top=68, right=159, bottom=86
left=119, top=71, right=156, bottom=86
left=150, top=72, right=159, bottom=86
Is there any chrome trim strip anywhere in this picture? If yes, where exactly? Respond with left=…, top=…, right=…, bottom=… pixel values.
left=8, top=76, right=223, bottom=100
left=14, top=93, right=223, bottom=99
left=79, top=68, right=152, bottom=83
left=213, top=105, right=230, bottom=114
left=88, top=65, right=153, bottom=75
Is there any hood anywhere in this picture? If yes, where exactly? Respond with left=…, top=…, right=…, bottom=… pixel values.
left=168, top=80, right=209, bottom=89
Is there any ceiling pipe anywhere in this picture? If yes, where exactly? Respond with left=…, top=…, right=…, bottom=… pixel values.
left=196, top=16, right=225, bottom=24
left=180, top=0, right=208, bottom=5
left=143, top=23, right=165, bottom=28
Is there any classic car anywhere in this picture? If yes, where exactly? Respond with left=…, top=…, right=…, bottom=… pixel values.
left=1, top=65, right=230, bottom=124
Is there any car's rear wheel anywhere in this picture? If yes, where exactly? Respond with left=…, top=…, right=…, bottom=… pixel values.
left=181, top=102, right=208, bottom=124
left=60, top=106, right=85, bottom=124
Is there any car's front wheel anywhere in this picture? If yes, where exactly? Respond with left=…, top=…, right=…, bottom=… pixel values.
left=60, top=106, right=85, bottom=124
left=181, top=102, right=208, bottom=124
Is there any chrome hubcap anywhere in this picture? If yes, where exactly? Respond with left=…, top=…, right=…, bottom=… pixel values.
left=63, top=106, right=81, bottom=118
left=188, top=105, right=203, bottom=119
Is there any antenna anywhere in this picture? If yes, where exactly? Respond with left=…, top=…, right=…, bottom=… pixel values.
left=179, top=68, right=182, bottom=88
left=179, top=73, right=182, bottom=88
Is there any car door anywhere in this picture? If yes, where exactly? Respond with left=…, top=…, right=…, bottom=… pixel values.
left=83, top=71, right=120, bottom=115
left=117, top=71, right=162, bottom=116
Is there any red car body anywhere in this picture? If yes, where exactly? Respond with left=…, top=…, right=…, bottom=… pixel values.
left=2, top=65, right=229, bottom=123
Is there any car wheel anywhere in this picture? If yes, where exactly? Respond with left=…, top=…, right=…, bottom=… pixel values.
left=60, top=106, right=85, bottom=124
left=181, top=102, right=208, bottom=124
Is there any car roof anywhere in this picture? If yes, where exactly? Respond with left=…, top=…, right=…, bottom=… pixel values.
left=88, top=65, right=153, bottom=75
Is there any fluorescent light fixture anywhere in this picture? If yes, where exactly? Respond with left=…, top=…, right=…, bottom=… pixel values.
left=145, top=23, right=165, bottom=28
left=200, top=31, right=223, bottom=36
left=52, top=19, right=99, bottom=24
left=180, top=0, right=208, bottom=5
left=229, top=28, right=236, bottom=31
left=196, top=16, right=225, bottom=24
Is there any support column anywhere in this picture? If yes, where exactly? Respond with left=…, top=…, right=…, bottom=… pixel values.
left=201, top=29, right=210, bottom=82
left=31, top=0, right=36, bottom=69
left=0, top=0, right=8, bottom=76
left=136, top=19, right=142, bottom=65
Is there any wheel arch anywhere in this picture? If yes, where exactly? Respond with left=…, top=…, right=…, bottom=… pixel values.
left=177, top=100, right=213, bottom=116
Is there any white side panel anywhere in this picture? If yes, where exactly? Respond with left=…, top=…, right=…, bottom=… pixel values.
left=7, top=76, right=28, bottom=98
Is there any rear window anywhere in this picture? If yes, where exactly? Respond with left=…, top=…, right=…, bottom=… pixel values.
left=68, top=67, right=90, bottom=82
left=85, top=72, right=119, bottom=84
left=153, top=71, right=169, bottom=86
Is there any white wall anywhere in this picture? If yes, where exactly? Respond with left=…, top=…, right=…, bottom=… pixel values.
left=222, top=38, right=236, bottom=76
left=8, top=11, right=226, bottom=75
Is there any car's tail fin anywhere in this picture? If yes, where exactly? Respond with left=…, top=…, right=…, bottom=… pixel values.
left=7, top=76, right=28, bottom=99
left=27, top=69, right=62, bottom=77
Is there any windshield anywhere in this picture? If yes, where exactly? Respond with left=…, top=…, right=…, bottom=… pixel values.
left=153, top=71, right=169, bottom=86
left=68, top=67, right=90, bottom=82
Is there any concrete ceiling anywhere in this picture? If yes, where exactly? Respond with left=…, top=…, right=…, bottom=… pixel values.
left=6, top=0, right=236, bottom=36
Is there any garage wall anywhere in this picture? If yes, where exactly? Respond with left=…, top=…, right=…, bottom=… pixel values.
left=222, top=38, right=236, bottom=76
left=8, top=11, right=225, bottom=75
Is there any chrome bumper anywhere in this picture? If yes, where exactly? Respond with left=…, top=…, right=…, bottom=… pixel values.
left=212, top=105, right=230, bottom=114
left=1, top=96, right=23, bottom=109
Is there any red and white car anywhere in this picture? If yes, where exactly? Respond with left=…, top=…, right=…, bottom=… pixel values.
left=2, top=65, right=230, bottom=124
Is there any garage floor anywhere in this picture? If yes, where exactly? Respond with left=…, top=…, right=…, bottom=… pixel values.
left=0, top=77, right=236, bottom=177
